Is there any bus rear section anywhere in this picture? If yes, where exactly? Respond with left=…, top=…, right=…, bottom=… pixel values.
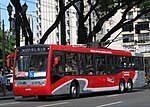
left=13, top=45, right=52, bottom=98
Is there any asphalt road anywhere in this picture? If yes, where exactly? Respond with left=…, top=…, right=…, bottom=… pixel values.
left=0, top=88, right=150, bottom=107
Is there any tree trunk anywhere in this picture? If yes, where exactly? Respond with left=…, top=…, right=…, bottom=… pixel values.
left=59, top=0, right=66, bottom=45
left=77, top=17, right=88, bottom=44
left=40, top=0, right=80, bottom=44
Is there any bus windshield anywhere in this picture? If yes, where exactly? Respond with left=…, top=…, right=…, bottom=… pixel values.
left=15, top=54, right=48, bottom=78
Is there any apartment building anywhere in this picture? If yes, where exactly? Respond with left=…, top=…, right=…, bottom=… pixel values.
left=35, top=0, right=77, bottom=45
left=121, top=7, right=150, bottom=64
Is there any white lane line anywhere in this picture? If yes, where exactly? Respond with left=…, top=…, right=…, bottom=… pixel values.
left=107, top=94, right=119, bottom=97
left=0, top=102, right=20, bottom=106
left=36, top=102, right=69, bottom=107
left=97, top=101, right=122, bottom=107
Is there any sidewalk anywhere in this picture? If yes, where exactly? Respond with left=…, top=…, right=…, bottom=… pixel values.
left=0, top=90, right=14, bottom=100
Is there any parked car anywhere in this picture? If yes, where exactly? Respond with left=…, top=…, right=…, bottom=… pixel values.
left=6, top=73, right=13, bottom=91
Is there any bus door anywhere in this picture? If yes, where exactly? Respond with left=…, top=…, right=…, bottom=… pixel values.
left=106, top=55, right=120, bottom=87
left=51, top=51, right=65, bottom=85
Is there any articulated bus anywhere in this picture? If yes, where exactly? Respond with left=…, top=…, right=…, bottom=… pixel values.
left=13, top=44, right=145, bottom=100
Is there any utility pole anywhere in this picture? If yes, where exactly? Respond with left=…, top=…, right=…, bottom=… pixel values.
left=1, top=20, right=6, bottom=96
left=2, top=20, right=5, bottom=76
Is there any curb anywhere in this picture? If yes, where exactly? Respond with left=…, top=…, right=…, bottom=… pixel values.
left=0, top=96, right=14, bottom=100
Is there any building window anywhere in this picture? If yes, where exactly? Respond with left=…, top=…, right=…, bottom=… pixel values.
left=138, top=22, right=149, bottom=30
left=56, top=32, right=59, bottom=39
left=139, top=45, right=150, bottom=53
left=123, top=34, right=134, bottom=43
left=55, top=6, right=58, bottom=12
left=127, top=12, right=133, bottom=20
left=138, top=33, right=149, bottom=43
left=122, top=23, right=133, bottom=32
left=67, top=30, right=70, bottom=36
left=137, top=11, right=148, bottom=19
left=67, top=11, right=69, bottom=16
left=67, top=20, right=70, bottom=26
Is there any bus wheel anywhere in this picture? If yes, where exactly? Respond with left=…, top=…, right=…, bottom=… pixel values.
left=119, top=80, right=125, bottom=93
left=127, top=79, right=133, bottom=92
left=37, top=96, right=46, bottom=100
left=70, top=82, right=79, bottom=98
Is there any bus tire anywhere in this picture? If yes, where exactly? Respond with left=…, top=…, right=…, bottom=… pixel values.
left=127, top=79, right=133, bottom=92
left=70, top=82, right=79, bottom=98
left=119, top=80, right=125, bottom=93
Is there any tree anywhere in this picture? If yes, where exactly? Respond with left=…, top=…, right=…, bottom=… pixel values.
left=10, top=0, right=33, bottom=46
left=98, top=0, right=150, bottom=44
left=11, top=0, right=150, bottom=46
left=86, top=0, right=150, bottom=44
left=0, top=30, right=16, bottom=71
left=41, top=0, right=150, bottom=45
left=40, top=0, right=80, bottom=44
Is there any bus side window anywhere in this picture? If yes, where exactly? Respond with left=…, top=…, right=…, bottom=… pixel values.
left=78, top=53, right=85, bottom=75
left=65, top=52, right=79, bottom=75
left=85, top=54, right=95, bottom=75
left=107, top=55, right=114, bottom=75
left=95, top=55, right=106, bottom=75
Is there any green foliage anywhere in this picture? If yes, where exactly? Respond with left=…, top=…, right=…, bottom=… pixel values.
left=0, top=30, right=16, bottom=70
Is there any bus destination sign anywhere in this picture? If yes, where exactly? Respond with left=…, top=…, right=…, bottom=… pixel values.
left=19, top=47, right=49, bottom=53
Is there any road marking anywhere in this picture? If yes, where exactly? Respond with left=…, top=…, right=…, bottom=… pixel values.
left=0, top=102, right=20, bottom=106
left=97, top=101, right=122, bottom=107
left=107, top=94, right=119, bottom=97
left=36, top=102, right=69, bottom=107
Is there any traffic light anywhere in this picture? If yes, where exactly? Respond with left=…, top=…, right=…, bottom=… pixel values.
left=135, top=24, right=140, bottom=34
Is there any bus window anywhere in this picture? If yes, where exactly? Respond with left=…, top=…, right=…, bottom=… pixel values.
left=133, top=57, right=140, bottom=70
left=133, top=57, right=144, bottom=70
left=107, top=55, right=115, bottom=75
left=95, top=54, right=106, bottom=75
left=85, top=54, right=95, bottom=75
left=65, top=52, right=79, bottom=75
left=78, top=53, right=85, bottom=75
left=114, top=56, right=121, bottom=73
left=123, top=56, right=131, bottom=70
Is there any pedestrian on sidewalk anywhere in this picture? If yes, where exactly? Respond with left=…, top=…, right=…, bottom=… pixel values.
left=0, top=77, right=2, bottom=92
left=0, top=75, right=6, bottom=96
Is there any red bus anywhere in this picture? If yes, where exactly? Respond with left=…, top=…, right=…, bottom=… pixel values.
left=13, top=44, right=145, bottom=100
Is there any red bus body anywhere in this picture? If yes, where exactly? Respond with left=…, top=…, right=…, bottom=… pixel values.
left=13, top=44, right=145, bottom=98
left=6, top=53, right=15, bottom=69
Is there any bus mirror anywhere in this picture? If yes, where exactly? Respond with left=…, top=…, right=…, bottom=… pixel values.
left=7, top=59, right=10, bottom=68
left=54, top=57, right=58, bottom=65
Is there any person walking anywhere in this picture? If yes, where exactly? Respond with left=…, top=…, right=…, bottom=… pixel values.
left=1, top=75, right=6, bottom=96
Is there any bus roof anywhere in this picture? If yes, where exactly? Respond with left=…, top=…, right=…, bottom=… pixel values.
left=17, top=44, right=143, bottom=57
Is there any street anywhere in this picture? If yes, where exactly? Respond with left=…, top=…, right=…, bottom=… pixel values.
left=0, top=88, right=150, bottom=107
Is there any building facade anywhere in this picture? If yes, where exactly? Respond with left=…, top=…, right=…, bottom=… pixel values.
left=35, top=0, right=150, bottom=66
left=121, top=7, right=150, bottom=64
left=35, top=0, right=77, bottom=45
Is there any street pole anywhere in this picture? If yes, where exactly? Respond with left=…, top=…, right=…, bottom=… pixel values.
left=1, top=20, right=6, bottom=96
left=2, top=20, right=5, bottom=76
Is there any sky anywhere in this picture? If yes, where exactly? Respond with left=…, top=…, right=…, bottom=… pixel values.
left=0, top=0, right=35, bottom=31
